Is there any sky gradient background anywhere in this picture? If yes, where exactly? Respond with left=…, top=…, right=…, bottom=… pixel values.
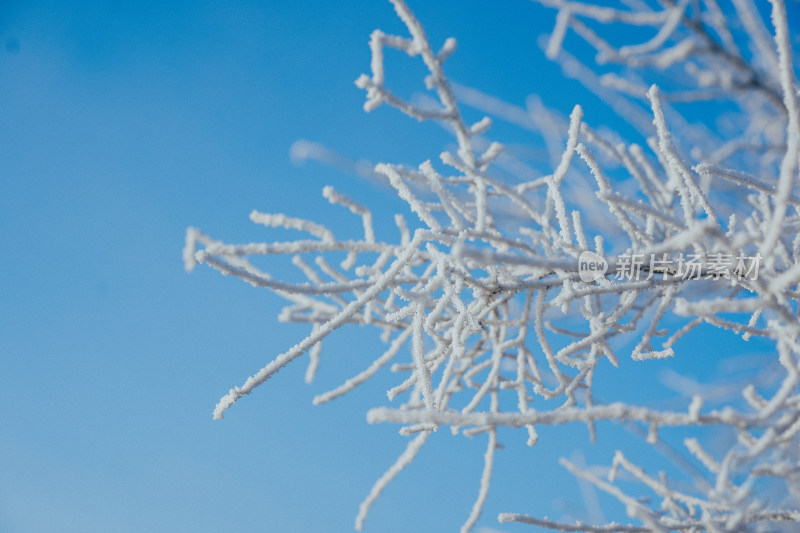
left=1, top=1, right=788, bottom=531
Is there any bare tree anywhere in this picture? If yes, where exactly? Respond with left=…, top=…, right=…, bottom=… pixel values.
left=185, top=0, right=800, bottom=530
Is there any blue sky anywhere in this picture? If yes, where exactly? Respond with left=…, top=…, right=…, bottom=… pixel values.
left=0, top=1, right=785, bottom=532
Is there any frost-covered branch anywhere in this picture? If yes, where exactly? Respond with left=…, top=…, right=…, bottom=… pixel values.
left=186, top=0, right=800, bottom=530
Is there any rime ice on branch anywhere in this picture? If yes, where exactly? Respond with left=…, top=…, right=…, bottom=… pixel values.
left=186, top=0, right=800, bottom=531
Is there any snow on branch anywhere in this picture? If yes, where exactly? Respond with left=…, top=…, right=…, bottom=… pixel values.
left=186, top=0, right=800, bottom=531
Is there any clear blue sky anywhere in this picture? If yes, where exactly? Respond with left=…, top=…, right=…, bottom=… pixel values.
left=0, top=1, right=781, bottom=532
